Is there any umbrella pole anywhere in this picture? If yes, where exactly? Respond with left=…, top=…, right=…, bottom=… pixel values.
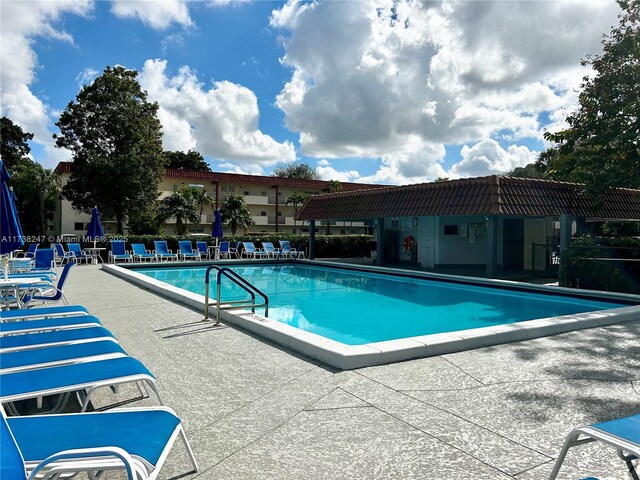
left=2, top=255, right=8, bottom=281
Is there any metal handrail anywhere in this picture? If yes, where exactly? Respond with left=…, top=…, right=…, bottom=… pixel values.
left=203, top=265, right=269, bottom=325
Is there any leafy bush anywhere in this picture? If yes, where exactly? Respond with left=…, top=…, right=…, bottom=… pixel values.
left=561, top=236, right=640, bottom=294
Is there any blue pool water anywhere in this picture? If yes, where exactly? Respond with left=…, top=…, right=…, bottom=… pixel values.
left=133, top=264, right=627, bottom=345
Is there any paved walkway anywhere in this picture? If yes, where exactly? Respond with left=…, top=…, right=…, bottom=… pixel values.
left=65, top=265, right=639, bottom=479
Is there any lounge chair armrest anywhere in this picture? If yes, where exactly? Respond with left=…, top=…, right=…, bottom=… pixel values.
left=28, top=446, right=139, bottom=480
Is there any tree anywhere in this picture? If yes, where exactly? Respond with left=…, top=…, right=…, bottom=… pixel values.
left=272, top=163, right=318, bottom=180
left=54, top=66, right=165, bottom=233
left=10, top=159, right=60, bottom=235
left=543, top=1, right=640, bottom=192
left=163, top=150, right=211, bottom=172
left=127, top=204, right=162, bottom=235
left=187, top=187, right=215, bottom=219
left=0, top=117, right=33, bottom=169
left=324, top=180, right=342, bottom=234
left=220, top=193, right=254, bottom=235
left=286, top=191, right=310, bottom=234
left=327, top=180, right=342, bottom=192
left=156, top=188, right=200, bottom=235
left=507, top=162, right=550, bottom=179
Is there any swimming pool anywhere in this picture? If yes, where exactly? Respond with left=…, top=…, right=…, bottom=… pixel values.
left=105, top=261, right=640, bottom=369
left=131, top=263, right=628, bottom=345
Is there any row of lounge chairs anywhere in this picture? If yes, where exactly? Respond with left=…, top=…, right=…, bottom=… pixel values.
left=15, top=243, right=93, bottom=267
left=17, top=239, right=307, bottom=265
left=0, top=303, right=198, bottom=479
left=109, top=240, right=306, bottom=263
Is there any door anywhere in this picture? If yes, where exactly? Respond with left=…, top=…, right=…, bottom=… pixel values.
left=503, top=219, right=525, bottom=269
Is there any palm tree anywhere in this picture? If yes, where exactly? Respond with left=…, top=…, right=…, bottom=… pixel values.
left=188, top=187, right=216, bottom=221
left=286, top=191, right=310, bottom=234
left=157, top=188, right=200, bottom=235
left=220, top=193, right=254, bottom=235
left=325, top=180, right=342, bottom=234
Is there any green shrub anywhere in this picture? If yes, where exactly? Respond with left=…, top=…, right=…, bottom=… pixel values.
left=561, top=236, right=640, bottom=294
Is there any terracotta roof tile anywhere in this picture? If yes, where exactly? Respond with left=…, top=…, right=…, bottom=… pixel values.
left=296, top=176, right=640, bottom=221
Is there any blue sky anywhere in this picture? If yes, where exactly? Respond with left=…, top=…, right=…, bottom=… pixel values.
left=0, top=0, right=621, bottom=185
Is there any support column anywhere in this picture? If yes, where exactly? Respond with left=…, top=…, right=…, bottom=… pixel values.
left=309, top=220, right=316, bottom=259
left=559, top=214, right=574, bottom=256
left=375, top=218, right=385, bottom=266
left=274, top=185, right=279, bottom=233
left=214, top=182, right=219, bottom=209
left=486, top=215, right=498, bottom=278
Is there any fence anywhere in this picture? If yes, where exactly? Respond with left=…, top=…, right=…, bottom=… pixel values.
left=561, top=245, right=640, bottom=294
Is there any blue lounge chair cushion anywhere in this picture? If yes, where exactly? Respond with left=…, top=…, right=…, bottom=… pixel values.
left=0, top=415, right=26, bottom=480
left=0, top=356, right=155, bottom=400
left=592, top=414, right=640, bottom=445
left=0, top=326, right=115, bottom=351
left=8, top=408, right=181, bottom=468
left=0, top=315, right=101, bottom=335
left=1, top=341, right=126, bottom=371
left=0, top=305, right=88, bottom=321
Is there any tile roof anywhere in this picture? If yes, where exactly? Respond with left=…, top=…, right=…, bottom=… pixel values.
left=296, top=175, right=640, bottom=221
left=54, top=162, right=384, bottom=192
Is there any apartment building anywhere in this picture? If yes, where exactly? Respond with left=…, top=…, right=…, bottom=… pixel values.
left=53, top=162, right=383, bottom=235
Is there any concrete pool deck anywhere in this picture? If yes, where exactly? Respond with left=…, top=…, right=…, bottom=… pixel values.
left=65, top=266, right=639, bottom=479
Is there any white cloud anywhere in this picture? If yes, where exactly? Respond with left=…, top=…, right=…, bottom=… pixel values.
left=139, top=59, right=297, bottom=165
left=75, top=67, right=99, bottom=87
left=270, top=0, right=620, bottom=182
left=110, top=0, right=193, bottom=30
left=315, top=159, right=360, bottom=182
left=449, top=139, right=537, bottom=178
left=0, top=0, right=93, bottom=167
left=207, top=0, right=250, bottom=8
left=161, top=33, right=185, bottom=54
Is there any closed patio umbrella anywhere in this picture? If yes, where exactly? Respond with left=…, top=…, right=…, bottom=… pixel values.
left=10, top=187, right=24, bottom=242
left=212, top=209, right=224, bottom=242
left=211, top=209, right=224, bottom=259
left=86, top=206, right=104, bottom=248
left=0, top=160, right=24, bottom=278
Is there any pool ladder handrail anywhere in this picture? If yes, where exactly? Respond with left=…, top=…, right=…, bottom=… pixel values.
left=203, top=265, right=269, bottom=325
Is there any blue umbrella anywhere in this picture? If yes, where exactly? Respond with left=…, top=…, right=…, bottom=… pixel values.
left=86, top=206, right=104, bottom=247
left=212, top=209, right=224, bottom=239
left=1, top=160, right=24, bottom=279
left=10, top=187, right=24, bottom=241
left=212, top=209, right=224, bottom=254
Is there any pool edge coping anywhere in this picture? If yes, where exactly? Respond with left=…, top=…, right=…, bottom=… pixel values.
left=102, top=261, right=640, bottom=370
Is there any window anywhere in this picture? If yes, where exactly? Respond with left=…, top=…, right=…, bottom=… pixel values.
left=277, top=211, right=282, bottom=216
left=261, top=191, right=267, bottom=196
left=221, top=185, right=235, bottom=193
left=172, top=184, right=178, bottom=192
left=444, top=225, right=458, bottom=235
left=243, top=191, right=250, bottom=196
left=74, top=222, right=85, bottom=230
left=188, top=184, right=204, bottom=189
left=260, top=211, right=267, bottom=216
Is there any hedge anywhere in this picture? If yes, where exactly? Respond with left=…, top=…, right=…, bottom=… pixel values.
left=561, top=236, right=640, bottom=294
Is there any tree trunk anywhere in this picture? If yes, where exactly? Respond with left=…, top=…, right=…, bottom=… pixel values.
left=38, top=193, right=46, bottom=235
left=116, top=214, right=124, bottom=234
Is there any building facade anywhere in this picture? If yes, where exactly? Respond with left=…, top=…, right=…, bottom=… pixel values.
left=296, top=175, right=640, bottom=277
left=53, top=162, right=382, bottom=236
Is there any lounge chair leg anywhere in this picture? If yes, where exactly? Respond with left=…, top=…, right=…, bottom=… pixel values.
left=180, top=426, right=200, bottom=472
left=548, top=431, right=594, bottom=480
